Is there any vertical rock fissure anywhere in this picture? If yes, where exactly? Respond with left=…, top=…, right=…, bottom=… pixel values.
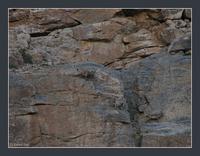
left=120, top=70, right=143, bottom=147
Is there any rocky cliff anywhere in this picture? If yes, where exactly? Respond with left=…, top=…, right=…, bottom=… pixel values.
left=9, top=8, right=191, bottom=147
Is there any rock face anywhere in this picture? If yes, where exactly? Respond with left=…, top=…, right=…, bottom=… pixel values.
left=9, top=63, right=134, bottom=147
left=9, top=9, right=191, bottom=147
left=122, top=52, right=191, bottom=147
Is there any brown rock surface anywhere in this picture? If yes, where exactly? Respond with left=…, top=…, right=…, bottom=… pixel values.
left=72, top=21, right=122, bottom=41
left=68, top=9, right=121, bottom=24
left=9, top=8, right=191, bottom=147
left=9, top=63, right=135, bottom=147
left=9, top=9, right=80, bottom=35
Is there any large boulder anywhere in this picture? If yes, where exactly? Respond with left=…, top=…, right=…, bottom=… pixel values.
left=161, top=9, right=184, bottom=20
left=168, top=33, right=191, bottom=53
left=9, top=63, right=135, bottom=147
left=68, top=9, right=121, bottom=24
left=123, top=52, right=191, bottom=147
left=72, top=21, right=122, bottom=41
left=9, top=9, right=80, bottom=35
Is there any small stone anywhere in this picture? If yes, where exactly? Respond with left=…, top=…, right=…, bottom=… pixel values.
left=168, top=33, right=191, bottom=53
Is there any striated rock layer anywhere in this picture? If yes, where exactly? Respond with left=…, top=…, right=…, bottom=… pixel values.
left=9, top=8, right=191, bottom=147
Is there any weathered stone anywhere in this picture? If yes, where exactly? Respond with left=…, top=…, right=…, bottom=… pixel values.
left=141, top=120, right=191, bottom=147
left=153, top=23, right=184, bottom=45
left=167, top=19, right=187, bottom=29
left=110, top=17, right=137, bottom=34
left=9, top=9, right=191, bottom=147
left=9, top=9, right=80, bottom=35
left=72, top=21, right=122, bottom=41
left=88, top=40, right=124, bottom=64
left=123, top=29, right=152, bottom=43
left=9, top=72, right=36, bottom=103
left=168, top=33, right=191, bottom=53
left=26, top=28, right=80, bottom=65
left=106, top=47, right=162, bottom=69
left=26, top=28, right=125, bottom=66
left=68, top=9, right=121, bottom=24
left=130, top=11, right=161, bottom=30
left=161, top=9, right=184, bottom=20
left=123, top=52, right=191, bottom=147
left=9, top=52, right=24, bottom=69
left=135, top=53, right=190, bottom=121
left=9, top=9, right=30, bottom=22
left=9, top=63, right=135, bottom=147
left=9, top=29, right=31, bottom=52
left=123, top=29, right=163, bottom=53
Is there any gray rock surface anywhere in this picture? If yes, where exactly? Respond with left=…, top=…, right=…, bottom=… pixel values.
left=9, top=63, right=135, bottom=147
left=122, top=52, right=191, bottom=147
left=168, top=33, right=191, bottom=53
